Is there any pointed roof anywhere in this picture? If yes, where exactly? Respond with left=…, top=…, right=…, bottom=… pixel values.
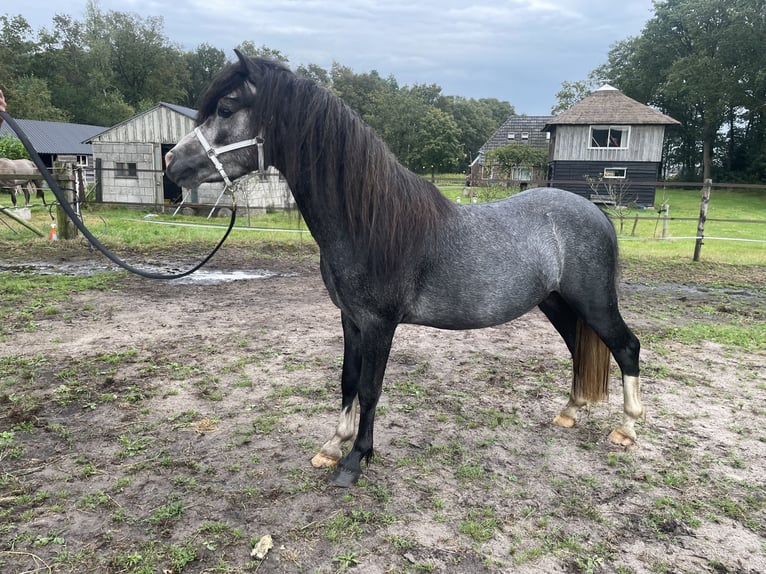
left=479, top=115, right=552, bottom=155
left=543, top=85, right=679, bottom=129
left=86, top=102, right=197, bottom=141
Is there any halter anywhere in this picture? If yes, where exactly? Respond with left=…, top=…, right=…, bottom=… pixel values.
left=194, top=127, right=266, bottom=189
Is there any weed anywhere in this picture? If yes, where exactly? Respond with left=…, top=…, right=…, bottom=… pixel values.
left=117, top=435, right=153, bottom=458
left=0, top=430, right=23, bottom=461
left=385, top=534, right=415, bottom=549
left=333, top=551, right=360, bottom=570
left=458, top=507, right=498, bottom=543
left=147, top=495, right=185, bottom=527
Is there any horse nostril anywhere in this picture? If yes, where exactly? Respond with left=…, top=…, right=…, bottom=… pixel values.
left=165, top=151, right=173, bottom=166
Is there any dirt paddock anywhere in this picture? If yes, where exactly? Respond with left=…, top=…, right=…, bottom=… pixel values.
left=1, top=247, right=764, bottom=573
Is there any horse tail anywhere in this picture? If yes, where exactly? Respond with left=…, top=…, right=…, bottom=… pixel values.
left=571, top=319, right=611, bottom=404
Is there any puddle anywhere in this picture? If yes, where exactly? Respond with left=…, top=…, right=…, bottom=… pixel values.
left=170, top=269, right=293, bottom=285
left=0, top=261, right=295, bottom=285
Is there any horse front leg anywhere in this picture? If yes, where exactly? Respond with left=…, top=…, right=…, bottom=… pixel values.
left=330, top=320, right=396, bottom=488
left=311, top=313, right=362, bottom=469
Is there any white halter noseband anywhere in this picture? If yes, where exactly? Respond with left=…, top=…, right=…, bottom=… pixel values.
left=194, top=127, right=266, bottom=189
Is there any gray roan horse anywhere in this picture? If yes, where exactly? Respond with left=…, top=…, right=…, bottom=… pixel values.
left=0, top=158, right=46, bottom=207
left=165, top=52, right=644, bottom=487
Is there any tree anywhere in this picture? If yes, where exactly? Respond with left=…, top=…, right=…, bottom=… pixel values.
left=364, top=86, right=425, bottom=166
left=0, top=14, right=35, bottom=83
left=330, top=63, right=393, bottom=119
left=95, top=10, right=188, bottom=108
left=296, top=63, right=331, bottom=88
left=408, top=108, right=462, bottom=180
left=235, top=41, right=289, bottom=63
left=184, top=43, right=228, bottom=107
left=551, top=80, right=592, bottom=115
left=594, top=0, right=766, bottom=181
left=3, top=76, right=69, bottom=121
left=0, top=134, right=30, bottom=159
left=440, top=96, right=513, bottom=173
left=1, top=8, right=520, bottom=177
left=486, top=144, right=548, bottom=181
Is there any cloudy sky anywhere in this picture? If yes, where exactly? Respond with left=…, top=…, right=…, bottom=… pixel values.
left=8, top=0, right=655, bottom=115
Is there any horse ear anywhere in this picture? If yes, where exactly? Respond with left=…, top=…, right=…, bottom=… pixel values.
left=234, top=49, right=248, bottom=69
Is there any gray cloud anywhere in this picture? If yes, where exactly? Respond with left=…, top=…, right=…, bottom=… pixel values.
left=13, top=0, right=653, bottom=114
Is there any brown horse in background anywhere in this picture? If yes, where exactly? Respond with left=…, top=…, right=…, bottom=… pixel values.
left=0, top=158, right=46, bottom=206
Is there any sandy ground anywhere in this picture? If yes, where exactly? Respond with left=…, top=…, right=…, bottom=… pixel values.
left=1, top=247, right=764, bottom=573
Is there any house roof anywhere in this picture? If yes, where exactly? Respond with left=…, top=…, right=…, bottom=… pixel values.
left=0, top=118, right=108, bottom=155
left=544, top=85, right=680, bottom=129
left=161, top=102, right=197, bottom=119
left=87, top=102, right=198, bottom=141
left=478, top=115, right=552, bottom=156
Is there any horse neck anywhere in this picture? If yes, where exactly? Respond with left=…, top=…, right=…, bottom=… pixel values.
left=266, top=97, right=365, bottom=249
left=263, top=83, right=454, bottom=271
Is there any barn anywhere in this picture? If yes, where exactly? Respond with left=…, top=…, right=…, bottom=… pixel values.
left=543, top=85, right=680, bottom=206
left=87, top=102, right=292, bottom=212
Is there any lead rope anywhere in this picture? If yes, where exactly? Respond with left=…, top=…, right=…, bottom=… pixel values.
left=0, top=110, right=253, bottom=280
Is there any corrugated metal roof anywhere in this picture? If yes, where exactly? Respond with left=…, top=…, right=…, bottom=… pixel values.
left=544, top=85, right=680, bottom=128
left=0, top=119, right=107, bottom=154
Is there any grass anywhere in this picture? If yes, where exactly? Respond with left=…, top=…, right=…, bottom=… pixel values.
left=617, top=186, right=766, bottom=264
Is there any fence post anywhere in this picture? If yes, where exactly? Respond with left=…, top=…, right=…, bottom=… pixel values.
left=54, top=161, right=78, bottom=240
left=693, top=179, right=712, bottom=262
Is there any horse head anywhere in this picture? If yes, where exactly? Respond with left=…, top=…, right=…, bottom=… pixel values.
left=165, top=51, right=285, bottom=189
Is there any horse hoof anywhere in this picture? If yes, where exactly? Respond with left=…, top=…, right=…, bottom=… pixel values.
left=311, top=452, right=340, bottom=468
left=553, top=413, right=576, bottom=428
left=330, top=465, right=360, bottom=488
left=608, top=428, right=636, bottom=447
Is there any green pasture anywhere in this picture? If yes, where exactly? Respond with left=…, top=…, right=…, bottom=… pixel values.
left=0, top=184, right=763, bottom=265
left=439, top=184, right=765, bottom=265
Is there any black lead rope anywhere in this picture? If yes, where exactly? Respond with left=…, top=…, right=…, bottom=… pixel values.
left=0, top=110, right=236, bottom=280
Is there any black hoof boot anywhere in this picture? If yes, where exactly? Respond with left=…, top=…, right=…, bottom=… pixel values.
left=330, top=464, right=361, bottom=488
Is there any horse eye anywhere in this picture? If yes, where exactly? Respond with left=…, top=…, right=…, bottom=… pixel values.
left=217, top=106, right=233, bottom=119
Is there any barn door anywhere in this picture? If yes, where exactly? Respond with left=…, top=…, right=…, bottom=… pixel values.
left=161, top=144, right=183, bottom=203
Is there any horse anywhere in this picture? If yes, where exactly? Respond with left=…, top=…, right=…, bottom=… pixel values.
left=164, top=52, right=645, bottom=487
left=0, top=158, right=46, bottom=207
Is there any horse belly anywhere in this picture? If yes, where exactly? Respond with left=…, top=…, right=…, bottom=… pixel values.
left=406, top=281, right=545, bottom=330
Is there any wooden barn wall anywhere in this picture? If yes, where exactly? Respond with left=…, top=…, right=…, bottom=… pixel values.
left=548, top=160, right=660, bottom=207
left=95, top=108, right=194, bottom=144
left=552, top=125, right=666, bottom=163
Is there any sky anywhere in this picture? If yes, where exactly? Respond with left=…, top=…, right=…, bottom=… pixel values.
left=6, top=0, right=655, bottom=115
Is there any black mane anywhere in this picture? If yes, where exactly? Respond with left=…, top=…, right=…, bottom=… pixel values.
left=199, top=55, right=455, bottom=274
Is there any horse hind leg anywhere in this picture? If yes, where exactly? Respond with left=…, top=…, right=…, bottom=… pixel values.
left=608, top=374, right=644, bottom=446
left=539, top=294, right=609, bottom=429
left=579, top=308, right=644, bottom=445
left=540, top=293, right=644, bottom=444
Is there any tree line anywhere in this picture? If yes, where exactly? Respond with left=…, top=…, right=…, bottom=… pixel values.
left=0, top=4, right=511, bottom=175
